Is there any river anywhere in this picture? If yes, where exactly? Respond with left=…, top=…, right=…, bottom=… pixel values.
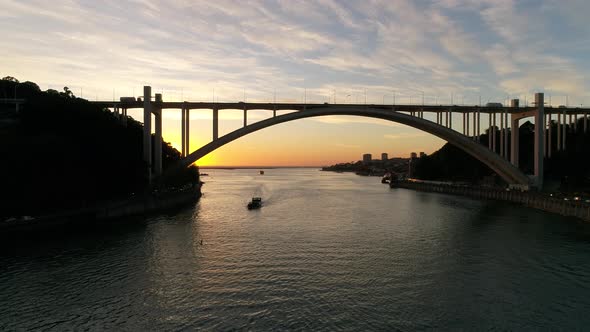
left=1, top=168, right=590, bottom=330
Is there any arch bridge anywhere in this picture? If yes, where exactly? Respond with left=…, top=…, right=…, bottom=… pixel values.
left=92, top=87, right=590, bottom=189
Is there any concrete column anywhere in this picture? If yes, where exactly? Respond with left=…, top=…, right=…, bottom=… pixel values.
left=548, top=113, right=552, bottom=158
left=492, top=113, right=497, bottom=153
left=534, top=93, right=545, bottom=188
left=449, top=110, right=452, bottom=130
left=462, top=113, right=466, bottom=134
left=472, top=111, right=477, bottom=140
left=213, top=108, right=219, bottom=140
left=557, top=113, right=562, bottom=151
left=563, top=111, right=567, bottom=151
left=476, top=111, right=480, bottom=141
left=243, top=109, right=247, bottom=127
left=143, top=86, right=152, bottom=172
left=154, top=111, right=162, bottom=175
left=569, top=114, right=573, bottom=132
left=544, top=114, right=549, bottom=157
left=574, top=114, right=578, bottom=132
left=500, top=111, right=504, bottom=158
left=186, top=109, right=190, bottom=155
left=584, top=113, right=588, bottom=133
left=488, top=112, right=492, bottom=149
left=273, top=110, right=277, bottom=117
left=510, top=99, right=519, bottom=167
left=504, top=110, right=509, bottom=159
left=154, top=94, right=163, bottom=176
left=181, top=108, right=186, bottom=157
left=466, top=112, right=470, bottom=137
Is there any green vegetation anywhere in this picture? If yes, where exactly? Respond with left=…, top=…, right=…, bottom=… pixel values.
left=413, top=121, right=590, bottom=192
left=0, top=77, right=198, bottom=218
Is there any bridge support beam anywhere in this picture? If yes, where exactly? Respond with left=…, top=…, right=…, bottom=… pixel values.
left=154, top=93, right=163, bottom=176
left=488, top=113, right=492, bottom=149
left=557, top=113, right=562, bottom=151
left=243, top=109, right=247, bottom=127
left=492, top=113, right=497, bottom=153
left=504, top=110, right=509, bottom=159
left=510, top=99, right=520, bottom=167
left=474, top=110, right=481, bottom=142
left=143, top=86, right=152, bottom=178
left=185, top=109, right=190, bottom=155
left=534, top=93, right=545, bottom=188
left=466, top=112, right=470, bottom=138
left=563, top=111, right=567, bottom=151
left=181, top=108, right=190, bottom=157
left=213, top=108, right=219, bottom=140
left=181, top=109, right=186, bottom=156
left=500, top=110, right=504, bottom=158
left=548, top=113, right=552, bottom=158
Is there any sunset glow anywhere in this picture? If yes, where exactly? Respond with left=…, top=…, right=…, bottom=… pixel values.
left=2, top=0, right=589, bottom=166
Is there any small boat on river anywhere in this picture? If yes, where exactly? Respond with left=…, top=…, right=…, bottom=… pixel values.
left=247, top=197, right=262, bottom=210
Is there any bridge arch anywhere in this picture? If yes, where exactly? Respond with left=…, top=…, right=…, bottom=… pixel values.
left=167, top=106, right=530, bottom=185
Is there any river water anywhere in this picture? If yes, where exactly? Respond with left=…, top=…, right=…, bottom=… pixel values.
left=1, top=168, right=590, bottom=330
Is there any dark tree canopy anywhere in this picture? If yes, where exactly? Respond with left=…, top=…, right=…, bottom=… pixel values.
left=0, top=77, right=198, bottom=218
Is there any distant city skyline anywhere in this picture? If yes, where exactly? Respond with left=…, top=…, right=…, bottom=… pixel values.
left=2, top=0, right=589, bottom=166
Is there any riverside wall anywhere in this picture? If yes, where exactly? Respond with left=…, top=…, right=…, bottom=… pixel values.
left=1, top=183, right=202, bottom=231
left=390, top=181, right=590, bottom=222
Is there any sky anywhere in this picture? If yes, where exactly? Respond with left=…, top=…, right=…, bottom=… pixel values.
left=2, top=0, right=590, bottom=166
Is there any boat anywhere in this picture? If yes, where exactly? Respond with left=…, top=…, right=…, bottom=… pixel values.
left=247, top=197, right=262, bottom=210
left=259, top=170, right=265, bottom=175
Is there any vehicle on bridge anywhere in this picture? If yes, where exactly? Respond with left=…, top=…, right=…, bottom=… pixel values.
left=247, top=197, right=262, bottom=210
left=120, top=97, right=136, bottom=102
left=485, top=102, right=503, bottom=107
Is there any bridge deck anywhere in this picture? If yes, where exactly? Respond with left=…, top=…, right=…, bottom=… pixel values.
left=90, top=101, right=590, bottom=114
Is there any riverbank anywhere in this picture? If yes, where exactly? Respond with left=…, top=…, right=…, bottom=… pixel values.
left=1, top=183, right=202, bottom=232
left=390, top=180, right=590, bottom=222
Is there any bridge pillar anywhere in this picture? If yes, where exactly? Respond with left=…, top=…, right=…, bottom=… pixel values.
left=510, top=99, right=519, bottom=167
left=213, top=108, right=219, bottom=140
left=243, top=109, right=247, bottom=127
left=143, top=86, right=152, bottom=177
left=492, top=113, right=497, bottom=153
left=504, top=110, right=509, bottom=159
left=584, top=113, right=588, bottom=133
left=562, top=110, right=567, bottom=151
left=449, top=110, right=452, bottom=130
left=500, top=109, right=504, bottom=158
left=466, top=112, right=470, bottom=137
left=154, top=93, right=163, bottom=176
left=181, top=108, right=186, bottom=156
left=574, top=114, right=578, bottom=132
left=534, top=93, right=545, bottom=188
left=185, top=109, right=190, bottom=155
left=488, top=113, right=492, bottom=149
left=475, top=110, right=481, bottom=141
left=462, top=113, right=466, bottom=134
left=557, top=112, right=562, bottom=151
left=548, top=112, right=552, bottom=158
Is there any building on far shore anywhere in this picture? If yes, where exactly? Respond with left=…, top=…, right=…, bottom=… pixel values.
left=363, top=153, right=372, bottom=164
left=420, top=152, right=426, bottom=158
left=410, top=152, right=418, bottom=159
left=381, top=153, right=388, bottom=161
